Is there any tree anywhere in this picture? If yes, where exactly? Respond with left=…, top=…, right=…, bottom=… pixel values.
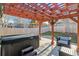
left=0, top=4, right=3, bottom=18
left=0, top=4, right=3, bottom=27
left=29, top=20, right=37, bottom=28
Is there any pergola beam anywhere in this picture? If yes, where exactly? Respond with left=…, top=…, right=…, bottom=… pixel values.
left=3, top=4, right=48, bottom=22
left=55, top=13, right=79, bottom=19
left=70, top=17, right=78, bottom=23
left=29, top=3, right=53, bottom=19
left=3, top=3, right=79, bottom=23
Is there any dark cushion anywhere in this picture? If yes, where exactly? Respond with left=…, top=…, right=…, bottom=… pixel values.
left=60, top=37, right=71, bottom=41
left=58, top=40, right=68, bottom=45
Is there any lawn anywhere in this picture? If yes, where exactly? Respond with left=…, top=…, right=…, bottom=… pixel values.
left=42, top=31, right=77, bottom=43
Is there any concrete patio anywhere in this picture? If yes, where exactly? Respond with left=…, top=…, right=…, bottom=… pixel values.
left=36, top=37, right=78, bottom=56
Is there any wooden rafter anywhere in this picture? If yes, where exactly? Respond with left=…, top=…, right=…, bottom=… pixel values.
left=55, top=13, right=79, bottom=19
left=3, top=3, right=79, bottom=23
left=3, top=3, right=48, bottom=22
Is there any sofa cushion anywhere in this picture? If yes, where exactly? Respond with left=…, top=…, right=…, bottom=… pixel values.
left=58, top=40, right=68, bottom=45
left=60, top=37, right=71, bottom=41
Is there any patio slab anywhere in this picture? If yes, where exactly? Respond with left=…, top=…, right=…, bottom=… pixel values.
left=35, top=37, right=78, bottom=56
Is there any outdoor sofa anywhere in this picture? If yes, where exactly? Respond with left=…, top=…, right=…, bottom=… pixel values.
left=57, top=36, right=71, bottom=48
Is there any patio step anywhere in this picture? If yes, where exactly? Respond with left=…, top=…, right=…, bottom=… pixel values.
left=21, top=46, right=37, bottom=56
left=23, top=51, right=37, bottom=56
left=34, top=43, right=51, bottom=55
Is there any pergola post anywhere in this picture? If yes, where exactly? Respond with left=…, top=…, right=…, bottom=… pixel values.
left=77, top=17, right=79, bottom=53
left=38, top=21, right=42, bottom=40
left=49, top=20, right=55, bottom=46
left=51, top=24, right=54, bottom=45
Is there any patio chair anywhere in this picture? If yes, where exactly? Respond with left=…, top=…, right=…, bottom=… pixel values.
left=57, top=36, right=71, bottom=48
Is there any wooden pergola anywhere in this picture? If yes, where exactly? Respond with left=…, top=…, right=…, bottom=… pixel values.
left=2, top=3, right=79, bottom=52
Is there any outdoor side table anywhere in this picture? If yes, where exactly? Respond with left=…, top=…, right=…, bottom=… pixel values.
left=59, top=47, right=76, bottom=56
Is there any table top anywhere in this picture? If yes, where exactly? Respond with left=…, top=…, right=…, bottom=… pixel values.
left=60, top=47, right=76, bottom=56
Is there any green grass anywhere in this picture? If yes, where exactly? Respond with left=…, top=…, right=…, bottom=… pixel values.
left=42, top=31, right=77, bottom=43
